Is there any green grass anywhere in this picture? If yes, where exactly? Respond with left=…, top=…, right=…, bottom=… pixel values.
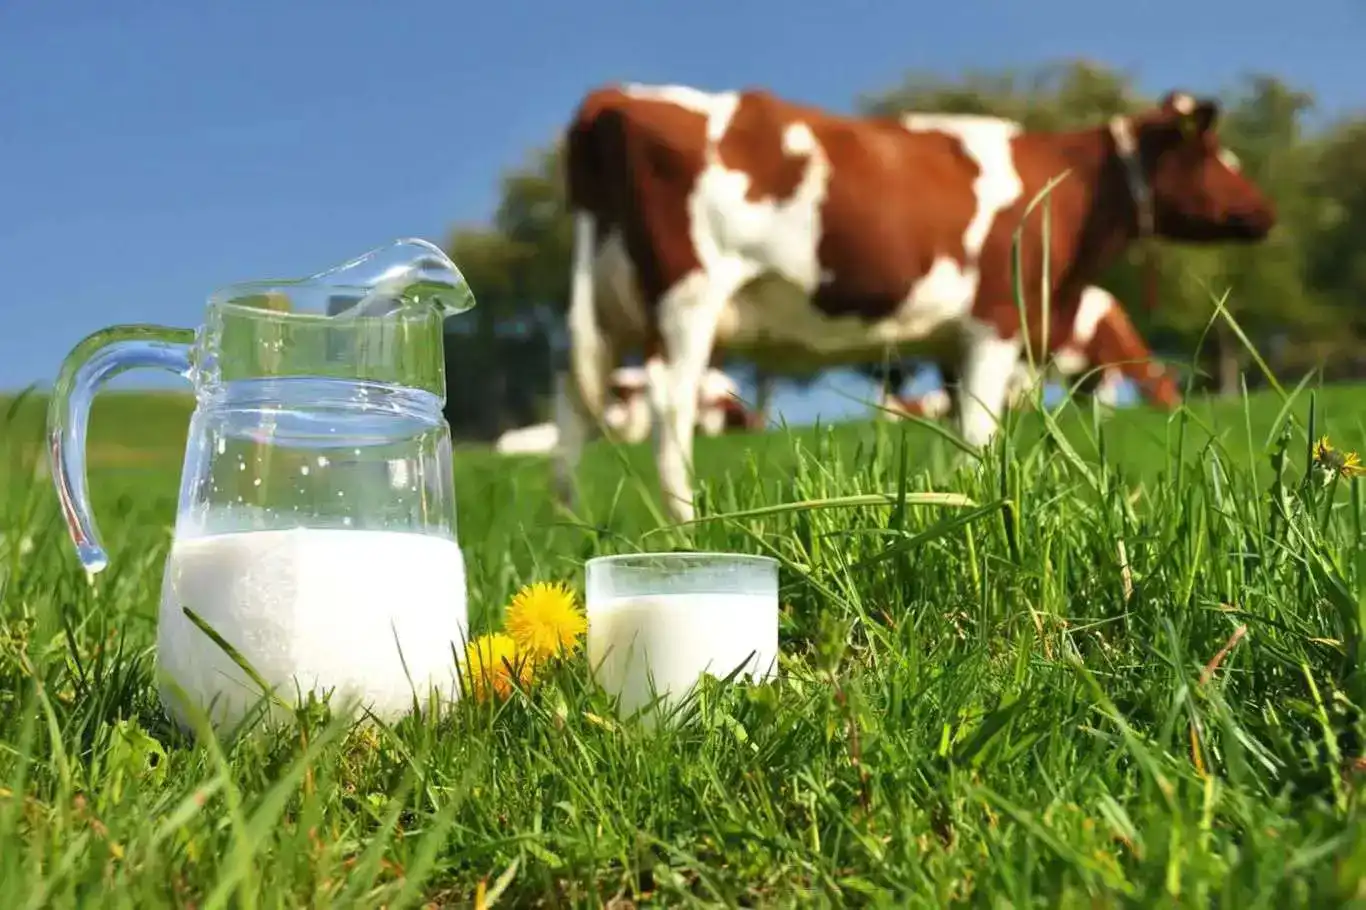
left=6, top=379, right=1366, bottom=906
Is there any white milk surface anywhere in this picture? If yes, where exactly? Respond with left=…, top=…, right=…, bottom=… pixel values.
left=587, top=592, right=778, bottom=715
left=157, top=527, right=467, bottom=731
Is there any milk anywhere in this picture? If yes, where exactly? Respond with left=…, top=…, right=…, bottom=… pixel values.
left=587, top=592, right=778, bottom=716
left=157, top=526, right=467, bottom=732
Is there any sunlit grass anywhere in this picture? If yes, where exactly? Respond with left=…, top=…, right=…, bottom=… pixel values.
left=3, top=378, right=1366, bottom=905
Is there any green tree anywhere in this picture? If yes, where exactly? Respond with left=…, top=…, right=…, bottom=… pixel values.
left=491, top=146, right=574, bottom=315
left=1188, top=75, right=1327, bottom=391
left=1304, top=117, right=1366, bottom=378
left=440, top=227, right=556, bottom=438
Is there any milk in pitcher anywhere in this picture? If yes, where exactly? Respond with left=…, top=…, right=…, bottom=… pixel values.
left=157, top=525, right=467, bottom=731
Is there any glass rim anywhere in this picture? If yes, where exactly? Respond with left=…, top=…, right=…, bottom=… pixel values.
left=586, top=551, right=778, bottom=569
left=204, top=284, right=424, bottom=319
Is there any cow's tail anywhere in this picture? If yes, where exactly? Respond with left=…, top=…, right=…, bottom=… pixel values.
left=562, top=99, right=614, bottom=426
left=554, top=98, right=619, bottom=505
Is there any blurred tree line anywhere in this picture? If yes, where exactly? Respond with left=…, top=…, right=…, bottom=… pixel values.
left=440, top=59, right=1366, bottom=440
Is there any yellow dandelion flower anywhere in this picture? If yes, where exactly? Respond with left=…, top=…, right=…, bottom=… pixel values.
left=1313, top=435, right=1365, bottom=481
left=504, top=581, right=587, bottom=662
left=461, top=633, right=532, bottom=703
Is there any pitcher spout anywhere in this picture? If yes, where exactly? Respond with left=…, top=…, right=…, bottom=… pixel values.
left=319, top=238, right=476, bottom=320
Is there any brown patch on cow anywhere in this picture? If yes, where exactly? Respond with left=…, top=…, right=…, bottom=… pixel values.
left=812, top=122, right=981, bottom=321
left=715, top=91, right=809, bottom=204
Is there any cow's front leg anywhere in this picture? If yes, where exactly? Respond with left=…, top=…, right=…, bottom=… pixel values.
left=956, top=324, right=1022, bottom=451
left=648, top=272, right=729, bottom=524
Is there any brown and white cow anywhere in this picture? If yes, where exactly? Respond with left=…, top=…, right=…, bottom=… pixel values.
left=557, top=82, right=1275, bottom=522
left=881, top=284, right=1181, bottom=418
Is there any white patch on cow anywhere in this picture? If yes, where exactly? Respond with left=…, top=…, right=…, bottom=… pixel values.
left=1218, top=148, right=1241, bottom=173
left=901, top=114, right=1024, bottom=256
left=782, top=121, right=816, bottom=156
left=680, top=104, right=837, bottom=388
left=690, top=131, right=829, bottom=289
left=622, top=83, right=722, bottom=117
left=697, top=369, right=739, bottom=437
left=1073, top=286, right=1115, bottom=346
left=623, top=83, right=739, bottom=142
left=896, top=114, right=1026, bottom=341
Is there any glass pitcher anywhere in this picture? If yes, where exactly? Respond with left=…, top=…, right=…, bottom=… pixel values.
left=48, top=238, right=477, bottom=734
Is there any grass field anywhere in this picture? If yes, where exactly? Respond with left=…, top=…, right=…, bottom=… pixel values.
left=5, top=380, right=1366, bottom=906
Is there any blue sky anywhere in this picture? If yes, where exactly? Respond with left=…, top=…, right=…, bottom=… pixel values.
left=3, top=0, right=1362, bottom=423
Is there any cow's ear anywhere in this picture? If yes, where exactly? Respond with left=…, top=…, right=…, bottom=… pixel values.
left=1160, top=91, right=1219, bottom=138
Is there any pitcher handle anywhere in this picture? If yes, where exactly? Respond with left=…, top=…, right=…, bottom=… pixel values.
left=47, top=324, right=197, bottom=573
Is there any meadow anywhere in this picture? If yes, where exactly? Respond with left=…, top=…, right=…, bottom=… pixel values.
left=3, top=379, right=1366, bottom=907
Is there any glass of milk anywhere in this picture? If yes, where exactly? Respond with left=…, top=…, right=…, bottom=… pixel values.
left=585, top=552, right=779, bottom=720
left=47, top=239, right=478, bottom=735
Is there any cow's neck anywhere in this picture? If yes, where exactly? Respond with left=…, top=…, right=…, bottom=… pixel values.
left=1036, top=119, right=1153, bottom=296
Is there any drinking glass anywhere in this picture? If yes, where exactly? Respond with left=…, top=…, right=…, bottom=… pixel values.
left=585, top=552, right=779, bottom=718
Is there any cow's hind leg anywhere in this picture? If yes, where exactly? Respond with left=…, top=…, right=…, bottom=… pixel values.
left=647, top=271, right=732, bottom=524
left=553, top=211, right=617, bottom=510
left=956, top=323, right=1022, bottom=451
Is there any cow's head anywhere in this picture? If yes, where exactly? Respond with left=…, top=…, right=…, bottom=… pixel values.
left=1112, top=91, right=1276, bottom=245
